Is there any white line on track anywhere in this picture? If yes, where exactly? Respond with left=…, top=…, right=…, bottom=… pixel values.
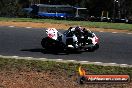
left=112, top=32, right=117, bottom=33
left=26, top=57, right=32, bottom=59
left=39, top=58, right=47, bottom=60
left=67, top=60, right=76, bottom=62
left=120, top=64, right=128, bottom=66
left=127, top=33, right=132, bottom=35
left=0, top=55, right=132, bottom=67
left=6, top=26, right=132, bottom=35
left=99, top=31, right=104, bottom=32
left=56, top=59, right=63, bottom=61
left=9, top=26, right=15, bottom=27
left=25, top=27, right=32, bottom=29
left=94, top=62, right=102, bottom=64
left=79, top=61, right=89, bottom=63
left=109, top=63, right=117, bottom=65
left=12, top=56, right=19, bottom=58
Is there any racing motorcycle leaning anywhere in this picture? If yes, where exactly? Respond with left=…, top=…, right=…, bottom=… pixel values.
left=41, top=26, right=99, bottom=53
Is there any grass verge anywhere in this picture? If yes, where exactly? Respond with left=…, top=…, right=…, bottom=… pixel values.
left=0, top=57, right=132, bottom=88
left=0, top=17, right=132, bottom=31
left=0, top=57, right=132, bottom=77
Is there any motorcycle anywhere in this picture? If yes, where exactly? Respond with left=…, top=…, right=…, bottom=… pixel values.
left=41, top=27, right=99, bottom=54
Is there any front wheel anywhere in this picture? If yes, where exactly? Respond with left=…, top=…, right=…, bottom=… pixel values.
left=41, top=37, right=54, bottom=49
left=41, top=38, right=47, bottom=48
left=94, top=44, right=99, bottom=50
left=41, top=37, right=68, bottom=54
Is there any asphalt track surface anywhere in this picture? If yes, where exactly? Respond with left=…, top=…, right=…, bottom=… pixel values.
left=0, top=26, right=132, bottom=65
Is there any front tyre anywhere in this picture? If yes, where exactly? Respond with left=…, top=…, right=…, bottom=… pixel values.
left=41, top=38, right=47, bottom=48
left=94, top=44, right=99, bottom=50
left=41, top=37, right=53, bottom=49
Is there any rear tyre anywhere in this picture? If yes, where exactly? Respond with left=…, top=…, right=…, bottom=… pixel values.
left=84, top=44, right=99, bottom=52
left=84, top=47, right=94, bottom=52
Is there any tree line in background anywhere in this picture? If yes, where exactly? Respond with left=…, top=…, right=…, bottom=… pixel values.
left=0, top=0, right=31, bottom=17
left=0, top=0, right=132, bottom=18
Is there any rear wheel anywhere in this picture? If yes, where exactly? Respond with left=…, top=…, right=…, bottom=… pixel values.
left=84, top=44, right=99, bottom=52
left=84, top=47, right=94, bottom=52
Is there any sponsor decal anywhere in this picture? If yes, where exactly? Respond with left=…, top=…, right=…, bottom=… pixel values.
left=78, top=66, right=130, bottom=84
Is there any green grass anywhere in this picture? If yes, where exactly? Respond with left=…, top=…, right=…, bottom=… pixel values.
left=0, top=58, right=132, bottom=77
left=0, top=17, right=132, bottom=31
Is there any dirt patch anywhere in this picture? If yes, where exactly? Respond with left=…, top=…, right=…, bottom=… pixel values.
left=0, top=71, right=79, bottom=88
left=0, top=21, right=130, bottom=33
left=0, top=21, right=69, bottom=29
left=0, top=71, right=131, bottom=88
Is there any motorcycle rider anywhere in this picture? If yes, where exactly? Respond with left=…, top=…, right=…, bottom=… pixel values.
left=66, top=26, right=84, bottom=48
left=67, top=27, right=79, bottom=48
left=74, top=26, right=84, bottom=43
left=70, top=26, right=93, bottom=46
